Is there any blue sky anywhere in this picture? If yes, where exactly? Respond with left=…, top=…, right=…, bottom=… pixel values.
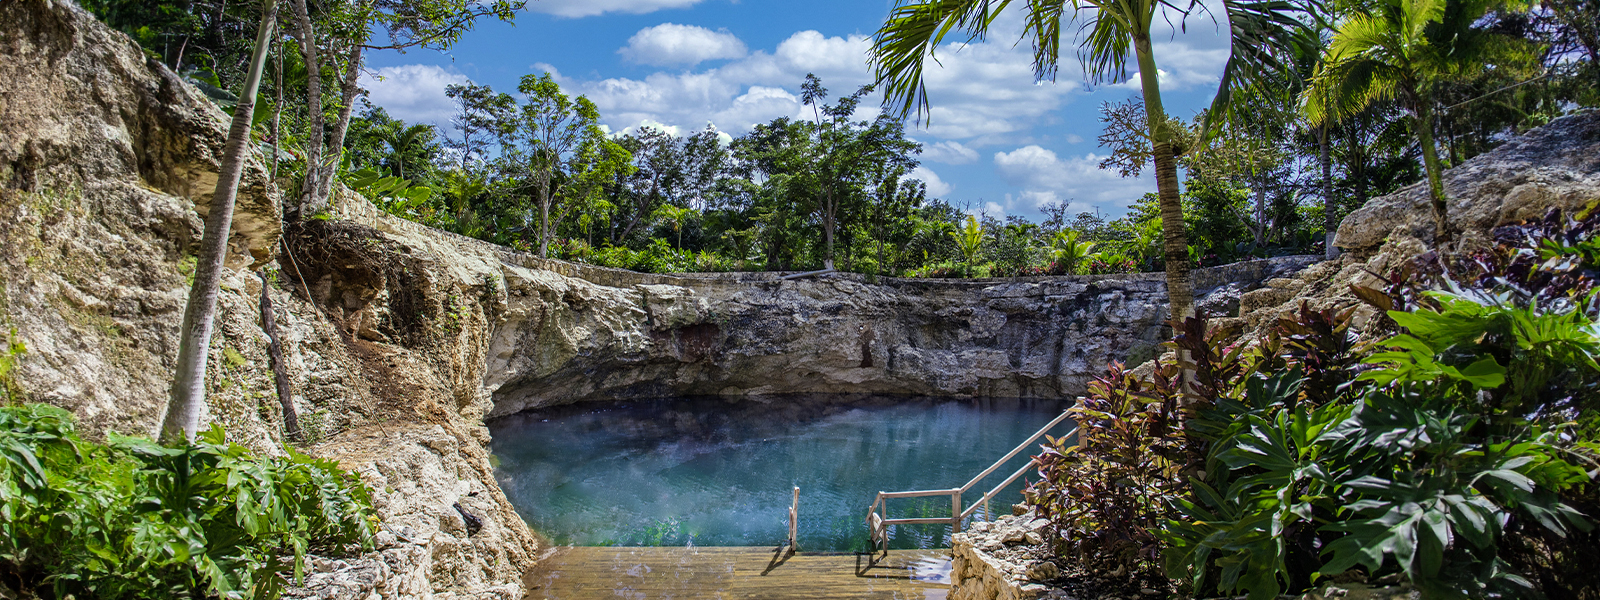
left=362, top=0, right=1233, bottom=221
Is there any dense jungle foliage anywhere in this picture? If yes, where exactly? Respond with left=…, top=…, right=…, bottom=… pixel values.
left=0, top=405, right=377, bottom=600
left=79, top=0, right=1597, bottom=277
left=1025, top=205, right=1600, bottom=598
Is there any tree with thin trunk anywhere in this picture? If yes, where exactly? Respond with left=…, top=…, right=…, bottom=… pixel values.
left=500, top=73, right=602, bottom=258
left=287, top=0, right=523, bottom=217
left=1302, top=0, right=1523, bottom=246
left=874, top=0, right=1314, bottom=319
left=161, top=0, right=278, bottom=443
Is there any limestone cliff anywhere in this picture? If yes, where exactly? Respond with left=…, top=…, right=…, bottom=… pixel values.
left=1, top=2, right=536, bottom=597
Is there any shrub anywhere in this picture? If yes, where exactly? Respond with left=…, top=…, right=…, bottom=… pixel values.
left=0, top=404, right=377, bottom=599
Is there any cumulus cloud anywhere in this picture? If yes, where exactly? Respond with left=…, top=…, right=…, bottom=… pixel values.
left=921, top=140, right=979, bottom=165
left=993, top=145, right=1155, bottom=209
left=359, top=64, right=469, bottom=126
left=619, top=23, right=747, bottom=67
left=531, top=0, right=703, bottom=18
left=908, top=166, right=952, bottom=197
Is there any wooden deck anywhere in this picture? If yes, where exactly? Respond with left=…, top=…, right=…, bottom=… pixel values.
left=523, top=546, right=951, bottom=599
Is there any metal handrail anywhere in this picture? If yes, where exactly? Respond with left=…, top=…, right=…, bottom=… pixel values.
left=864, top=410, right=1078, bottom=555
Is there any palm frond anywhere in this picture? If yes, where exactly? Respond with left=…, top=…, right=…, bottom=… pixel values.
left=1201, top=0, right=1321, bottom=140
left=871, top=0, right=1015, bottom=121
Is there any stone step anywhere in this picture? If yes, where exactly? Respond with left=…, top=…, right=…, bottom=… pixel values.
left=523, top=546, right=951, bottom=599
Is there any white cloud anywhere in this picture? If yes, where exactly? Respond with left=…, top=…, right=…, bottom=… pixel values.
left=993, top=145, right=1155, bottom=209
left=620, top=23, right=747, bottom=67
left=359, top=64, right=469, bottom=126
left=531, top=0, right=703, bottom=18
left=1066, top=134, right=1084, bottom=144
left=908, top=166, right=952, bottom=197
left=921, top=140, right=978, bottom=165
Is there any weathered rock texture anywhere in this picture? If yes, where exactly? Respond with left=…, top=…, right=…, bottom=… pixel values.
left=337, top=220, right=1310, bottom=416
left=1, top=2, right=536, bottom=597
left=1231, top=110, right=1600, bottom=338
left=949, top=516, right=1063, bottom=600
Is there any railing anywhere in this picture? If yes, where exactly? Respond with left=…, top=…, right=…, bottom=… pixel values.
left=864, top=410, right=1077, bottom=556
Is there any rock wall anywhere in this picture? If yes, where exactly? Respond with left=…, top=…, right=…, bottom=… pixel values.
left=1228, top=110, right=1600, bottom=339
left=1, top=2, right=537, bottom=598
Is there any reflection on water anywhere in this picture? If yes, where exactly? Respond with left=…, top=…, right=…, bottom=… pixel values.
left=490, top=395, right=1070, bottom=552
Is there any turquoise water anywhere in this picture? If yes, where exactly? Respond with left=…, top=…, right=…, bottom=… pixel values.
left=488, top=395, right=1071, bottom=552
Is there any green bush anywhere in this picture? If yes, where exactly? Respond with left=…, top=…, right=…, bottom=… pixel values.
left=0, top=404, right=377, bottom=599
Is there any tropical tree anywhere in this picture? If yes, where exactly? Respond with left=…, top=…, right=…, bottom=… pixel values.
left=1050, top=229, right=1096, bottom=274
left=951, top=214, right=985, bottom=276
left=286, top=0, right=523, bottom=216
left=871, top=0, right=1310, bottom=319
left=1303, top=0, right=1525, bottom=244
left=162, top=0, right=278, bottom=443
left=653, top=204, right=696, bottom=249
left=499, top=73, right=603, bottom=257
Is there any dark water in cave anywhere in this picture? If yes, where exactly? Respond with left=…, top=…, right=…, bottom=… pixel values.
left=488, top=395, right=1072, bottom=552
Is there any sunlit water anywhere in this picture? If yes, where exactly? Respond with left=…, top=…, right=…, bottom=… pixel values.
left=489, top=395, right=1072, bottom=552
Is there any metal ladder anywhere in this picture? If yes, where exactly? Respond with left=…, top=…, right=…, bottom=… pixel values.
left=863, top=411, right=1077, bottom=556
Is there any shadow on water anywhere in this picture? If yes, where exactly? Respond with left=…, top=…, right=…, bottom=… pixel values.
left=489, top=394, right=1071, bottom=552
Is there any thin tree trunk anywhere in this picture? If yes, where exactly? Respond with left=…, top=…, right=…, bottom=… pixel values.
left=1134, top=37, right=1194, bottom=321
left=258, top=271, right=300, bottom=442
left=823, top=191, right=836, bottom=270
left=288, top=0, right=322, bottom=216
left=1321, top=125, right=1338, bottom=259
left=1413, top=102, right=1451, bottom=244
left=312, top=44, right=363, bottom=209
left=270, top=28, right=283, bottom=181
left=161, top=0, right=278, bottom=443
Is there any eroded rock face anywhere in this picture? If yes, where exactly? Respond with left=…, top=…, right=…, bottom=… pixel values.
left=1335, top=112, right=1600, bottom=255
left=1, top=2, right=536, bottom=597
left=1238, top=111, right=1600, bottom=339
left=473, top=253, right=1318, bottom=417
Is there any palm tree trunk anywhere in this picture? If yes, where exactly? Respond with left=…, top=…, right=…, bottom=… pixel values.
left=1413, top=102, right=1451, bottom=244
left=1134, top=38, right=1194, bottom=321
left=161, top=0, right=278, bottom=443
left=1321, top=125, right=1338, bottom=259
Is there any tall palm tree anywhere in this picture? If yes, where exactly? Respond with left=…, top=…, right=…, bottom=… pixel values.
left=872, top=0, right=1312, bottom=320
left=1303, top=0, right=1520, bottom=244
left=162, top=0, right=278, bottom=443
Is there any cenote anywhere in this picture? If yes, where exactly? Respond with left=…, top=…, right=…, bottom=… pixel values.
left=489, top=395, right=1073, bottom=552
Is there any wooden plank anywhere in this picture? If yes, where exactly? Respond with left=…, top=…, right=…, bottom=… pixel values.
left=523, top=546, right=950, bottom=600
left=878, top=489, right=956, bottom=499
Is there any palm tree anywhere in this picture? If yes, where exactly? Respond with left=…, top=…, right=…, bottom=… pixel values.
left=872, top=0, right=1311, bottom=320
left=951, top=215, right=985, bottom=276
left=1303, top=0, right=1518, bottom=244
left=379, top=123, right=436, bottom=180
left=162, top=0, right=278, bottom=443
left=653, top=204, right=696, bottom=249
left=1050, top=230, right=1096, bottom=274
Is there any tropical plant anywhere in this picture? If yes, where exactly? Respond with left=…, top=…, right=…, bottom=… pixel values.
left=871, top=0, right=1313, bottom=320
left=0, top=404, right=376, bottom=599
left=950, top=215, right=985, bottom=276
left=1050, top=230, right=1096, bottom=274
left=652, top=204, right=696, bottom=250
left=1303, top=0, right=1529, bottom=243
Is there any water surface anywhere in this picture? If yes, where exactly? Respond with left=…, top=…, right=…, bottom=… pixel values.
left=490, top=395, right=1070, bottom=552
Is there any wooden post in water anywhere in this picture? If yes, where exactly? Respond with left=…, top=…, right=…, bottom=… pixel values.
left=788, top=486, right=800, bottom=551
